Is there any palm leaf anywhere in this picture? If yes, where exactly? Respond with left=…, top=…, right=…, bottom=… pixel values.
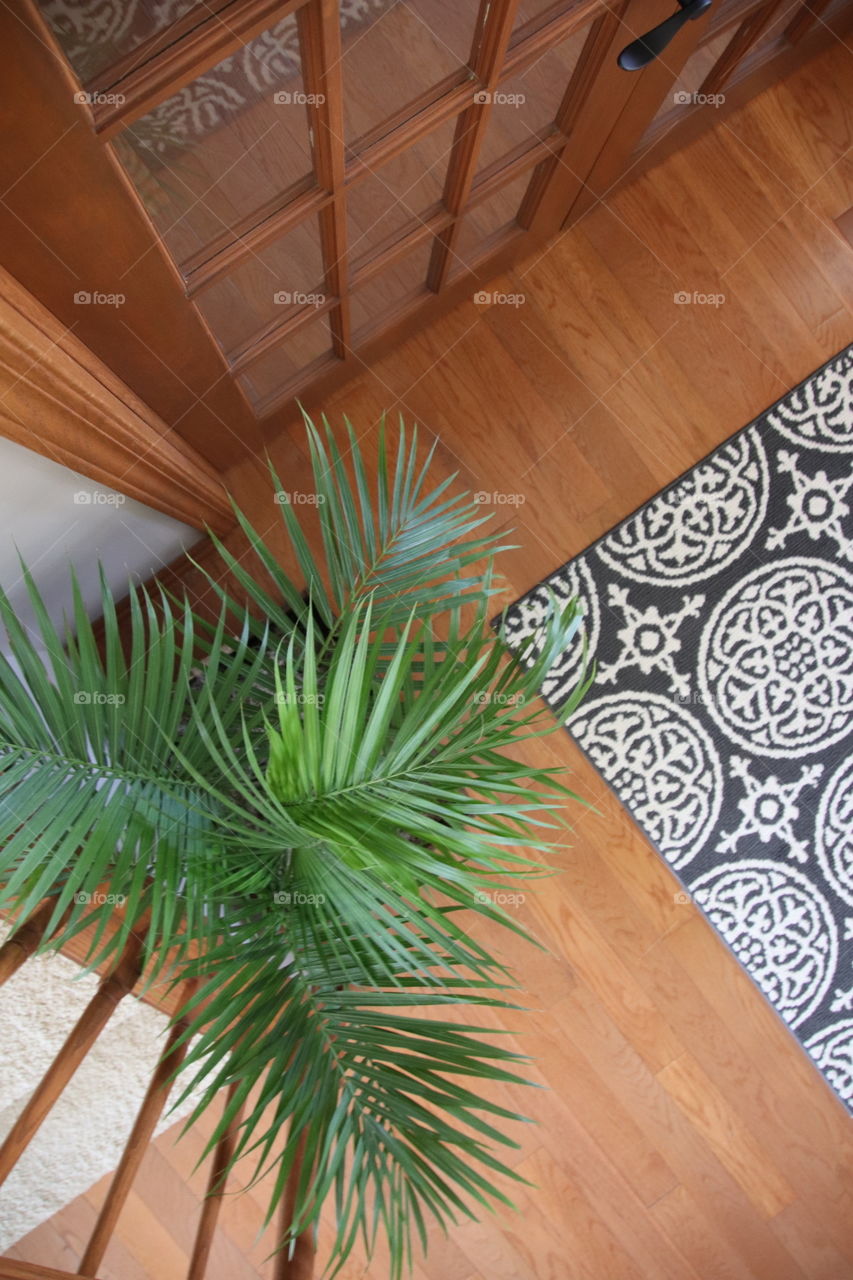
left=0, top=569, right=270, bottom=975
left=0, top=413, right=591, bottom=1278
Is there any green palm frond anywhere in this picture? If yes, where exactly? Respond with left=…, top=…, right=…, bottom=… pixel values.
left=0, top=569, right=271, bottom=974
left=0, top=412, right=591, bottom=1279
left=173, top=918, right=533, bottom=1280
left=200, top=414, right=514, bottom=641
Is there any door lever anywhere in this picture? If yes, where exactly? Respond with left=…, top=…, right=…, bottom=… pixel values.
left=617, top=0, right=712, bottom=70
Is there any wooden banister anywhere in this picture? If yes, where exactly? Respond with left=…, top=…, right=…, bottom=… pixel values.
left=273, top=1133, right=316, bottom=1280
left=0, top=902, right=60, bottom=988
left=0, top=925, right=148, bottom=1187
left=185, top=1081, right=245, bottom=1280
left=76, top=982, right=198, bottom=1276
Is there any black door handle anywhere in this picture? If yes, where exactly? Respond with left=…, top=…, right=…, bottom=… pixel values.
left=617, top=0, right=712, bottom=70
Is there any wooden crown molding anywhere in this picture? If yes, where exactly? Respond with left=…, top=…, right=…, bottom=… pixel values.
left=0, top=266, right=232, bottom=534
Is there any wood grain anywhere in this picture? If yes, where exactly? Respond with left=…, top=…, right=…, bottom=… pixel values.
left=5, top=32, right=853, bottom=1280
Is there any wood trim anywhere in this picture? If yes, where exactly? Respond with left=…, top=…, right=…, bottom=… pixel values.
left=228, top=294, right=339, bottom=374
left=564, top=0, right=710, bottom=224
left=526, top=0, right=640, bottom=232
left=0, top=268, right=232, bottom=533
left=700, top=0, right=785, bottom=95
left=89, top=0, right=306, bottom=137
left=183, top=181, right=332, bottom=293
left=186, top=1083, right=245, bottom=1280
left=503, top=0, right=604, bottom=75
left=0, top=927, right=148, bottom=1188
left=254, top=224, right=544, bottom=423
left=706, top=0, right=768, bottom=39
left=298, top=0, right=352, bottom=357
left=240, top=141, right=555, bottom=388
left=0, top=1261, right=80, bottom=1280
left=345, top=76, right=477, bottom=181
left=349, top=206, right=452, bottom=286
left=2, top=4, right=264, bottom=468
left=428, top=0, right=523, bottom=292
left=612, top=1, right=853, bottom=187
left=76, top=984, right=198, bottom=1277
left=786, top=0, right=832, bottom=41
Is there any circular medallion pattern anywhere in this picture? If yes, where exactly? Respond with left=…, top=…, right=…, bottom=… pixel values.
left=568, top=692, right=722, bottom=869
left=805, top=1019, right=853, bottom=1107
left=697, top=558, right=853, bottom=756
left=501, top=559, right=599, bottom=707
left=596, top=428, right=769, bottom=585
left=815, top=756, right=853, bottom=906
left=691, top=860, right=837, bottom=1028
left=767, top=349, right=853, bottom=453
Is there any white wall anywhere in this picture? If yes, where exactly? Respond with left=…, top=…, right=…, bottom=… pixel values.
left=0, top=436, right=197, bottom=656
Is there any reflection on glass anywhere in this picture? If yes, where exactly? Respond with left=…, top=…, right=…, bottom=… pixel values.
left=239, top=315, right=335, bottom=409
left=707, top=0, right=762, bottom=37
left=476, top=24, right=590, bottom=174
left=641, top=28, right=735, bottom=139
left=112, top=14, right=313, bottom=265
left=193, top=220, right=325, bottom=356
left=511, top=0, right=587, bottom=43
left=452, top=171, right=532, bottom=272
left=347, top=119, right=456, bottom=261
left=350, top=242, right=432, bottom=336
left=37, top=0, right=233, bottom=86
left=341, top=0, right=478, bottom=144
left=732, top=4, right=793, bottom=73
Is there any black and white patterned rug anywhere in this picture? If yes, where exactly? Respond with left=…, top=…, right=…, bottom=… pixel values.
left=502, top=345, right=853, bottom=1112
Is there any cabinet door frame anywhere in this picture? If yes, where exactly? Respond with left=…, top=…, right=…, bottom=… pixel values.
left=568, top=0, right=853, bottom=221
left=1, top=0, right=847, bottom=459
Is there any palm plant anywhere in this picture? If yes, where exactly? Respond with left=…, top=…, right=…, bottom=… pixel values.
left=0, top=416, right=588, bottom=1278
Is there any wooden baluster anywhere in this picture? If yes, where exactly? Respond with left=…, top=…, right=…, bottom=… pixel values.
left=273, top=1132, right=315, bottom=1280
left=0, top=925, right=147, bottom=1187
left=0, top=900, right=61, bottom=987
left=185, top=1082, right=245, bottom=1280
left=76, top=982, right=198, bottom=1276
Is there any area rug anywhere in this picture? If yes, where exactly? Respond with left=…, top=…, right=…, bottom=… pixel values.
left=501, top=344, right=853, bottom=1112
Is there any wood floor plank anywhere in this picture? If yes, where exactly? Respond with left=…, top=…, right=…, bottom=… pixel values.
left=650, top=1182, right=765, bottom=1280
left=557, top=983, right=810, bottom=1280
left=656, top=1052, right=797, bottom=1219
left=6, top=36, right=853, bottom=1280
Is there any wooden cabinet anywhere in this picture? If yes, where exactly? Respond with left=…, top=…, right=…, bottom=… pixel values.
left=0, top=0, right=850, bottom=461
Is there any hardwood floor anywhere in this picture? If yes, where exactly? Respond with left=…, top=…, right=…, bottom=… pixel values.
left=7, top=33, right=853, bottom=1280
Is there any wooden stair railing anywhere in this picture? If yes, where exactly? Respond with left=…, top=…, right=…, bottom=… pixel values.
left=0, top=902, right=67, bottom=987
left=0, top=923, right=149, bottom=1187
left=0, top=910, right=317, bottom=1280
left=76, top=979, right=199, bottom=1277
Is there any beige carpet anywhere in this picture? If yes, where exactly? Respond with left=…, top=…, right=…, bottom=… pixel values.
left=0, top=922, right=205, bottom=1251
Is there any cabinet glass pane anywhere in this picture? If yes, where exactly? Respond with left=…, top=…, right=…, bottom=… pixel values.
left=453, top=171, right=532, bottom=272
left=346, top=119, right=456, bottom=261
left=641, top=27, right=735, bottom=140
left=341, top=0, right=478, bottom=144
left=239, top=316, right=335, bottom=409
left=37, top=0, right=233, bottom=86
left=733, top=4, right=794, bottom=75
left=350, top=242, right=432, bottom=336
left=193, top=220, right=325, bottom=356
left=511, top=0, right=589, bottom=43
left=112, top=14, right=313, bottom=266
left=707, top=0, right=763, bottom=37
left=476, top=25, right=590, bottom=174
